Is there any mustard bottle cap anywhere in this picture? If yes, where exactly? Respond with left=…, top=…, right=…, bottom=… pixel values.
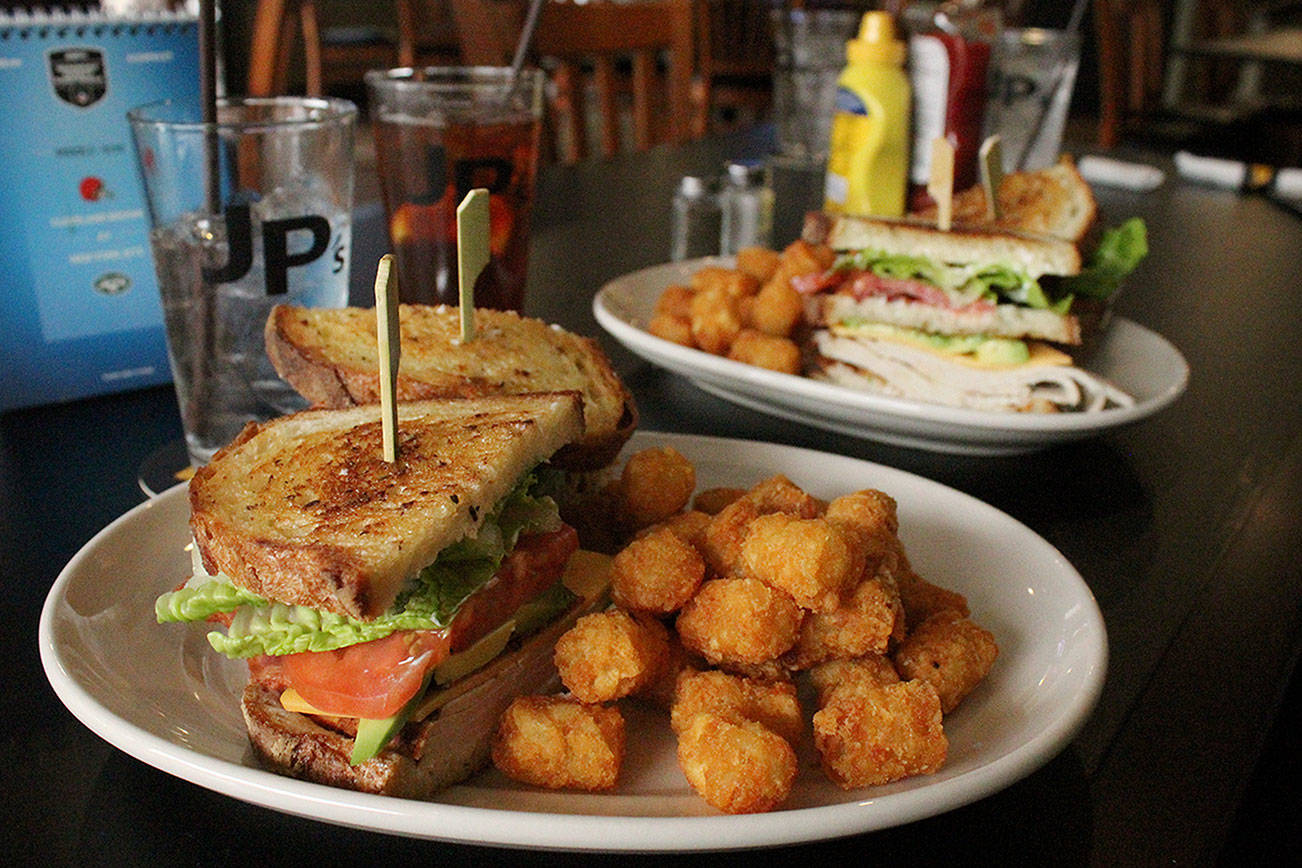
left=846, top=10, right=906, bottom=66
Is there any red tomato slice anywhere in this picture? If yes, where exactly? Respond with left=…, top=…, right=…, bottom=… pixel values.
left=281, top=630, right=450, bottom=719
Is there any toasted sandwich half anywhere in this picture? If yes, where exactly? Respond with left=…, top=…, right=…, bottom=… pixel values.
left=265, top=304, right=637, bottom=471
left=155, top=393, right=613, bottom=797
left=798, top=215, right=1139, bottom=412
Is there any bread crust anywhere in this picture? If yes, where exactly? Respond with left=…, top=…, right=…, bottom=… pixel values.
left=190, top=394, right=584, bottom=620
left=265, top=304, right=636, bottom=471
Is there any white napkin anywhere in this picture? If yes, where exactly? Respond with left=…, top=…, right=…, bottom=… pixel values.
left=1078, top=156, right=1166, bottom=191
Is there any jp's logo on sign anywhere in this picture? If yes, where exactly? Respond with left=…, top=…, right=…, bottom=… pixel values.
left=48, top=48, right=107, bottom=108
left=202, top=203, right=336, bottom=296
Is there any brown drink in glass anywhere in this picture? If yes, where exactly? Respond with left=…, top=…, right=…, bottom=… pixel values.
left=367, top=68, right=544, bottom=311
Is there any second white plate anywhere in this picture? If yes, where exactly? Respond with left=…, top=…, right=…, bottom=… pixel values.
left=594, top=258, right=1189, bottom=454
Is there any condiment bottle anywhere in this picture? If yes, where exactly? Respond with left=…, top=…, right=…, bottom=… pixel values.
left=901, top=0, right=1001, bottom=210
left=719, top=160, right=775, bottom=254
left=823, top=10, right=911, bottom=218
left=670, top=175, right=721, bottom=261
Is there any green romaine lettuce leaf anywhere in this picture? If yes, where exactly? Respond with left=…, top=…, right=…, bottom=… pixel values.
left=832, top=249, right=1058, bottom=310
left=155, top=469, right=561, bottom=658
left=1059, top=218, right=1148, bottom=300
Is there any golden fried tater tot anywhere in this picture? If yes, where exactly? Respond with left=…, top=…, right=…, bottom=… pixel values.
left=812, top=680, right=947, bottom=789
left=749, top=276, right=805, bottom=338
left=620, top=446, right=696, bottom=529
left=692, top=266, right=760, bottom=299
left=676, top=712, right=797, bottom=814
left=824, top=489, right=900, bottom=578
left=743, top=474, right=824, bottom=518
left=735, top=246, right=781, bottom=283
left=699, top=495, right=761, bottom=577
left=892, top=610, right=998, bottom=713
left=492, top=695, right=625, bottom=791
left=740, top=513, right=863, bottom=613
left=692, top=486, right=746, bottom=516
left=611, top=526, right=706, bottom=615
left=636, top=628, right=701, bottom=710
left=779, top=238, right=835, bottom=276
left=647, top=312, right=695, bottom=347
left=808, top=654, right=901, bottom=706
left=655, top=284, right=695, bottom=319
left=676, top=577, right=803, bottom=665
left=726, top=329, right=802, bottom=375
left=785, top=571, right=904, bottom=668
left=670, top=669, right=804, bottom=746
left=896, top=567, right=971, bottom=625
left=639, top=509, right=711, bottom=552
left=688, top=286, right=743, bottom=355
left=554, top=609, right=671, bottom=703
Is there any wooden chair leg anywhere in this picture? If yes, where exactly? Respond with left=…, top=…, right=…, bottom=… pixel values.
left=299, top=0, right=323, bottom=97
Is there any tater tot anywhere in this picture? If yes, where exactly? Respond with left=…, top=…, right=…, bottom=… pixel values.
left=825, top=489, right=900, bottom=578
left=699, top=496, right=761, bottom=577
left=655, top=284, right=695, bottom=319
left=554, top=609, right=671, bottom=703
left=611, top=526, right=706, bottom=614
left=640, top=509, right=711, bottom=551
left=779, top=238, right=835, bottom=276
left=726, top=329, right=802, bottom=375
left=670, top=669, right=803, bottom=746
left=692, top=486, right=747, bottom=516
left=808, top=654, right=901, bottom=706
left=620, top=446, right=696, bottom=529
left=676, top=577, right=803, bottom=665
left=748, top=277, right=805, bottom=338
left=676, top=712, right=797, bottom=814
left=492, top=695, right=625, bottom=791
left=647, top=312, right=695, bottom=347
left=740, top=514, right=863, bottom=613
left=735, top=246, right=781, bottom=282
left=785, top=572, right=904, bottom=669
left=636, top=628, right=701, bottom=710
left=896, top=567, right=971, bottom=625
left=892, top=610, right=998, bottom=713
left=812, top=680, right=947, bottom=789
left=688, top=286, right=743, bottom=355
left=692, top=266, right=759, bottom=299
left=743, top=474, right=824, bottom=518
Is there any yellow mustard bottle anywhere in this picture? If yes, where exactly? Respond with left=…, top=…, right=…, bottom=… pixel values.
left=823, top=11, right=910, bottom=217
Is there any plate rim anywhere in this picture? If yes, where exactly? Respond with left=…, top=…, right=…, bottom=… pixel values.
left=39, top=431, right=1108, bottom=851
left=593, top=257, right=1189, bottom=452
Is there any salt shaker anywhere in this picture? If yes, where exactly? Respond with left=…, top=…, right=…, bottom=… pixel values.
left=670, top=175, right=721, bottom=261
left=719, top=160, right=774, bottom=255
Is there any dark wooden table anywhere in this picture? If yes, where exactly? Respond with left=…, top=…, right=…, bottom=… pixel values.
left=4, top=128, right=1299, bottom=864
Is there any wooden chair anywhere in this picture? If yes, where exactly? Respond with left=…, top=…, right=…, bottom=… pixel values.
left=247, top=0, right=460, bottom=97
left=1093, top=0, right=1168, bottom=148
left=449, top=0, right=700, bottom=163
left=693, top=0, right=774, bottom=134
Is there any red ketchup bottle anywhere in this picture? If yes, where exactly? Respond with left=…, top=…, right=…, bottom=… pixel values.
left=900, top=0, right=1001, bottom=210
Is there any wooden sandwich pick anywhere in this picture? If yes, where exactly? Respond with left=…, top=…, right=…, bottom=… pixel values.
left=979, top=135, right=1004, bottom=221
left=928, top=137, right=955, bottom=231
left=457, top=188, right=491, bottom=343
left=373, top=253, right=401, bottom=464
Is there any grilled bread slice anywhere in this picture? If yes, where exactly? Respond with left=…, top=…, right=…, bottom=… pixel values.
left=826, top=215, right=1083, bottom=279
left=912, top=156, right=1099, bottom=244
left=189, top=392, right=584, bottom=621
left=265, top=304, right=636, bottom=471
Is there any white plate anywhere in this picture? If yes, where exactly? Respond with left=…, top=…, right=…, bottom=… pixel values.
left=40, top=431, right=1106, bottom=852
left=594, top=258, right=1189, bottom=455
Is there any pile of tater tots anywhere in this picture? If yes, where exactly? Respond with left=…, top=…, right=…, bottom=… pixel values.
left=490, top=446, right=998, bottom=814
left=646, top=242, right=834, bottom=374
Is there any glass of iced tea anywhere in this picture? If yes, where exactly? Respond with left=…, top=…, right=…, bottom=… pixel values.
left=365, top=67, right=544, bottom=311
